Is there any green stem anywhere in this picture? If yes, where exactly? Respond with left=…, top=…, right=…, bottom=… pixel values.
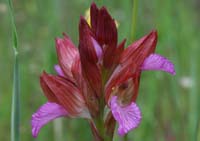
left=94, top=98, right=109, bottom=141
left=93, top=68, right=112, bottom=141
left=131, top=0, right=138, bottom=41
left=96, top=99, right=105, bottom=136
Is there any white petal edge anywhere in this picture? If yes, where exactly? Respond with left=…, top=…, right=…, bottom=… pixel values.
left=31, top=102, right=68, bottom=137
left=141, top=53, right=176, bottom=75
left=110, top=96, right=142, bottom=136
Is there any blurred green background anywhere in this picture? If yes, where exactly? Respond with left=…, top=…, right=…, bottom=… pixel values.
left=1, top=0, right=200, bottom=140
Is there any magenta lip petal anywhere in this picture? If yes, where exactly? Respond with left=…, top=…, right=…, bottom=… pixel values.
left=54, top=64, right=65, bottom=77
left=31, top=102, right=68, bottom=138
left=141, top=53, right=176, bottom=75
left=110, top=96, right=142, bottom=136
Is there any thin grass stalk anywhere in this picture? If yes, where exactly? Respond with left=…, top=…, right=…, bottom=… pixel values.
left=130, top=0, right=138, bottom=41
left=189, top=43, right=198, bottom=141
left=11, top=55, right=20, bottom=141
left=49, top=0, right=64, bottom=140
left=174, top=1, right=199, bottom=140
left=197, top=45, right=200, bottom=141
left=7, top=0, right=20, bottom=141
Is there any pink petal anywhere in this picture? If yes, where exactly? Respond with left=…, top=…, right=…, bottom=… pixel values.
left=110, top=96, right=142, bottom=136
left=31, top=102, right=68, bottom=137
left=141, top=53, right=176, bottom=75
left=91, top=37, right=103, bottom=60
left=54, top=64, right=65, bottom=77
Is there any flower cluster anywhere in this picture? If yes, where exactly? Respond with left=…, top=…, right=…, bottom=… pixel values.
left=32, top=3, right=175, bottom=140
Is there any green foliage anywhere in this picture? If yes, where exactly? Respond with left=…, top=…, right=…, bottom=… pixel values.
left=1, top=0, right=200, bottom=140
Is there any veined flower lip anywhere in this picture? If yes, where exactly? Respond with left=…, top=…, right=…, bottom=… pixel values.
left=141, top=53, right=176, bottom=75
left=110, top=96, right=142, bottom=136
left=32, top=101, right=91, bottom=138
left=31, top=102, right=68, bottom=138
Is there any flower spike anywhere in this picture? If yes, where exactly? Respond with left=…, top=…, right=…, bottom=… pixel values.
left=32, top=2, right=176, bottom=139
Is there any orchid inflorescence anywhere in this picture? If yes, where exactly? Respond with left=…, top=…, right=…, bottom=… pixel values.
left=31, top=3, right=175, bottom=141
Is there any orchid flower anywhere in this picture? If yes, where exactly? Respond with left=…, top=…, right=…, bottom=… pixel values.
left=32, top=3, right=175, bottom=140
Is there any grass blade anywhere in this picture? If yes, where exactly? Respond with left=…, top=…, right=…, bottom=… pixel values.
left=7, top=0, right=20, bottom=141
left=130, top=0, right=138, bottom=41
left=11, top=56, right=20, bottom=141
left=8, top=0, right=18, bottom=50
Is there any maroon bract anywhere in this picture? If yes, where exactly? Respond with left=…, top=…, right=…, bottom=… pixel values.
left=32, top=3, right=175, bottom=140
